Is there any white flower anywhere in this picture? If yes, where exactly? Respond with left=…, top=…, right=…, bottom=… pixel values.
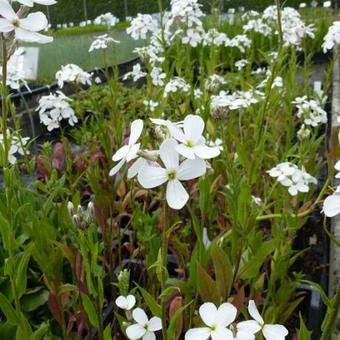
left=292, top=96, right=327, bottom=127
left=115, top=295, right=136, bottom=311
left=168, top=115, right=220, bottom=160
left=126, top=308, right=162, bottom=340
left=323, top=185, right=340, bottom=217
left=109, top=119, right=143, bottom=177
left=123, top=64, right=147, bottom=82
left=56, top=64, right=92, bottom=88
left=267, top=162, right=317, bottom=196
left=37, top=91, right=77, bottom=131
left=237, top=300, right=288, bottom=340
left=324, top=1, right=331, bottom=8
left=0, top=0, right=53, bottom=43
left=127, top=14, right=159, bottom=40
left=150, top=67, right=166, bottom=87
left=0, top=130, right=29, bottom=165
left=163, top=77, right=191, bottom=97
left=185, top=302, right=237, bottom=340
left=322, top=21, right=340, bottom=52
left=89, top=34, right=119, bottom=52
left=235, top=59, right=248, bottom=70
left=143, top=100, right=159, bottom=112
left=137, top=138, right=206, bottom=209
left=94, top=12, right=119, bottom=27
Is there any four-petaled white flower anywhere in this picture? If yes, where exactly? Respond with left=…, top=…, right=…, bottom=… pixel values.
left=168, top=115, right=221, bottom=160
left=137, top=138, right=206, bottom=209
left=0, top=0, right=53, bottom=43
left=237, top=300, right=288, bottom=340
left=185, top=302, right=237, bottom=340
left=115, top=295, right=136, bottom=311
left=109, top=119, right=143, bottom=177
left=126, top=308, right=162, bottom=340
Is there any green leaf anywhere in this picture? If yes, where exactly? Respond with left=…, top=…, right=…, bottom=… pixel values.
left=30, top=322, right=49, bottom=340
left=239, top=239, right=279, bottom=280
left=103, top=325, right=112, bottom=340
left=196, top=264, right=220, bottom=305
left=0, top=293, right=18, bottom=325
left=301, top=280, right=331, bottom=308
left=16, top=245, right=33, bottom=299
left=210, top=242, right=233, bottom=299
left=81, top=293, right=99, bottom=328
left=136, top=284, right=161, bottom=317
left=167, top=301, right=192, bottom=340
left=298, top=314, right=311, bottom=340
left=21, top=289, right=49, bottom=313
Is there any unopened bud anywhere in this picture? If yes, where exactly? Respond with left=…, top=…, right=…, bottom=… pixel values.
left=67, top=201, right=74, bottom=217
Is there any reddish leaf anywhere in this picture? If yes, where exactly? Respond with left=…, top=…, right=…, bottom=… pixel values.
left=48, top=293, right=63, bottom=326
left=36, top=155, right=51, bottom=178
left=52, top=143, right=65, bottom=172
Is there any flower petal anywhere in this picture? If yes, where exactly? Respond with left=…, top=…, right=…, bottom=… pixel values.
left=0, top=18, right=13, bottom=32
left=177, top=158, right=206, bottom=181
left=112, top=145, right=129, bottom=162
left=199, top=302, right=217, bottom=327
left=323, top=194, right=340, bottom=217
left=0, top=0, right=17, bottom=20
left=176, top=144, right=196, bottom=159
left=185, top=327, right=211, bottom=340
left=20, top=12, right=48, bottom=32
left=183, top=115, right=205, bottom=143
left=126, top=324, right=146, bottom=340
left=142, top=331, right=156, bottom=340
left=109, top=158, right=126, bottom=177
left=137, top=164, right=168, bottom=189
left=262, top=324, right=288, bottom=340
left=126, top=295, right=136, bottom=310
left=194, top=144, right=220, bottom=159
left=128, top=157, right=146, bottom=179
left=14, top=28, right=53, bottom=43
left=160, top=138, right=179, bottom=170
left=166, top=179, right=189, bottom=210
left=132, top=308, right=148, bottom=325
left=147, top=317, right=162, bottom=331
left=126, top=143, right=140, bottom=162
left=237, top=320, right=261, bottom=334
left=129, top=119, right=143, bottom=145
left=115, top=296, right=128, bottom=309
left=248, top=301, right=264, bottom=325
left=215, top=303, right=237, bottom=327
left=211, top=327, right=233, bottom=340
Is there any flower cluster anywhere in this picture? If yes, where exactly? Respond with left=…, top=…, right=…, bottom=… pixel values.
left=123, top=64, right=147, bottom=82
left=110, top=115, right=220, bottom=209
left=163, top=77, right=191, bottom=97
left=292, top=96, right=327, bottom=127
left=322, top=21, right=340, bottom=52
left=211, top=90, right=263, bottom=115
left=56, top=64, right=92, bottom=88
left=185, top=300, right=288, bottom=340
left=37, top=91, right=78, bottom=131
left=89, top=34, right=119, bottom=52
left=0, top=130, right=29, bottom=165
left=268, top=162, right=317, bottom=196
left=126, top=14, right=159, bottom=40
left=67, top=201, right=95, bottom=229
left=94, top=12, right=119, bottom=27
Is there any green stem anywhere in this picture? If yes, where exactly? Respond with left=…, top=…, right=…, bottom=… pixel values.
left=321, top=279, right=340, bottom=340
left=1, top=37, right=9, bottom=166
left=256, top=176, right=331, bottom=221
left=276, top=0, right=284, bottom=52
left=161, top=202, right=170, bottom=340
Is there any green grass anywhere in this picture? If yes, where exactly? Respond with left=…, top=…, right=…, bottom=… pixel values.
left=23, top=29, right=142, bottom=84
